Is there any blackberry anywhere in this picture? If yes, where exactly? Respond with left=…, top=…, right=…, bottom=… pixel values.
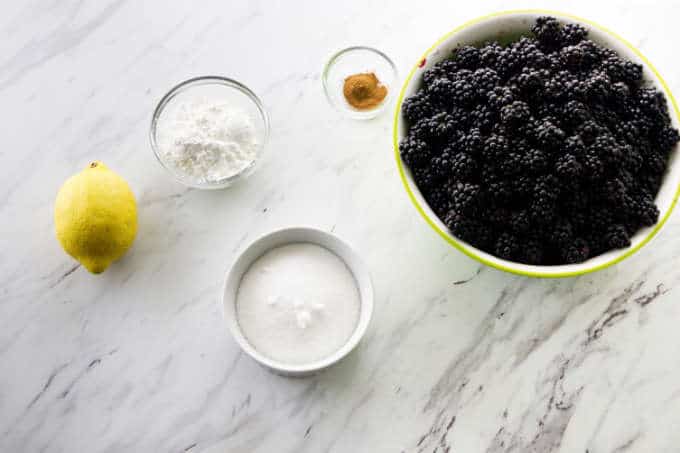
left=509, top=209, right=531, bottom=234
left=450, top=152, right=476, bottom=180
left=425, top=112, right=457, bottom=140
left=498, top=152, right=523, bottom=176
left=562, top=135, right=586, bottom=156
left=451, top=78, right=477, bottom=106
left=454, top=45, right=481, bottom=69
left=483, top=134, right=509, bottom=161
left=449, top=182, right=480, bottom=214
left=487, top=86, right=515, bottom=110
left=427, top=77, right=455, bottom=108
left=605, top=224, right=631, bottom=249
left=460, top=128, right=484, bottom=156
left=563, top=238, right=590, bottom=263
left=555, top=153, right=583, bottom=182
left=585, top=70, right=612, bottom=100
left=561, top=23, right=588, bottom=45
left=577, top=120, right=604, bottom=144
left=399, top=136, right=431, bottom=168
left=469, top=104, right=497, bottom=133
left=522, top=148, right=550, bottom=173
left=473, top=67, right=501, bottom=96
left=655, top=126, right=680, bottom=153
left=500, top=101, right=532, bottom=129
left=535, top=120, right=565, bottom=151
left=532, top=16, right=563, bottom=49
left=412, top=167, right=437, bottom=192
left=401, top=91, right=434, bottom=124
left=602, top=57, right=642, bottom=84
left=590, top=134, right=624, bottom=165
left=480, top=41, right=503, bottom=68
left=559, top=45, right=586, bottom=70
left=495, top=232, right=520, bottom=260
left=522, top=239, right=545, bottom=264
left=582, top=151, right=605, bottom=180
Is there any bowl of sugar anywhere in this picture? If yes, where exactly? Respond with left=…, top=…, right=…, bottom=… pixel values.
left=222, top=227, right=373, bottom=376
left=150, top=76, right=270, bottom=189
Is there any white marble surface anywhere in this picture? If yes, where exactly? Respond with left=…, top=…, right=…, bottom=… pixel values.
left=2, top=1, right=680, bottom=452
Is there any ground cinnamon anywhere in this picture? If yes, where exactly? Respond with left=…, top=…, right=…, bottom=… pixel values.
left=343, top=72, right=388, bottom=110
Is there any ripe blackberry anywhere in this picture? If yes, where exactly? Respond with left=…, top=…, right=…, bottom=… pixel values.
left=450, top=152, right=476, bottom=180
left=522, top=148, right=550, bottom=173
left=534, top=120, right=565, bottom=151
left=427, top=77, right=454, bottom=108
left=473, top=67, right=501, bottom=96
left=399, top=136, right=431, bottom=168
left=509, top=209, right=531, bottom=234
left=655, top=126, right=680, bottom=153
left=514, top=67, right=548, bottom=96
left=590, top=134, right=624, bottom=165
left=522, top=239, right=545, bottom=265
left=562, top=135, right=586, bottom=156
left=454, top=45, right=481, bottom=69
left=425, top=112, right=457, bottom=140
left=500, top=101, right=531, bottom=129
left=576, top=120, right=604, bottom=144
left=483, top=134, right=509, bottom=161
left=561, top=23, right=588, bottom=45
left=451, top=78, right=477, bottom=106
left=498, top=152, right=523, bottom=176
left=480, top=41, right=503, bottom=68
left=605, top=224, right=631, bottom=249
left=401, top=91, right=434, bottom=124
left=602, top=57, right=643, bottom=84
left=449, top=182, right=480, bottom=214
left=412, top=167, right=437, bottom=192
left=563, top=238, right=590, bottom=263
left=459, top=128, right=484, bottom=156
left=585, top=70, right=612, bottom=100
left=469, top=104, right=496, bottom=134
left=531, top=16, right=563, bottom=49
left=559, top=45, right=586, bottom=70
left=495, top=232, right=520, bottom=260
left=487, top=86, right=515, bottom=110
left=430, top=152, right=452, bottom=180
left=582, top=151, right=605, bottom=180
left=555, top=153, right=583, bottom=182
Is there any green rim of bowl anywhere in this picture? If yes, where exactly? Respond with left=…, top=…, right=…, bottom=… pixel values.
left=393, top=9, right=680, bottom=278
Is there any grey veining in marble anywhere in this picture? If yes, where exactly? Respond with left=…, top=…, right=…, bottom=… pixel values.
left=2, top=1, right=680, bottom=452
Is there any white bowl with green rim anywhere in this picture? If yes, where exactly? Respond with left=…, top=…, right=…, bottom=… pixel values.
left=394, top=10, right=680, bottom=278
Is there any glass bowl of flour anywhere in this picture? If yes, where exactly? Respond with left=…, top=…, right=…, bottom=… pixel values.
left=150, top=76, right=270, bottom=189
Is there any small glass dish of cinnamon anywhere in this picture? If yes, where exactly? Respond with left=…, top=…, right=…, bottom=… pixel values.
left=323, top=46, right=397, bottom=120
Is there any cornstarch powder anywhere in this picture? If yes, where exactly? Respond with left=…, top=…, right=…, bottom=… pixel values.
left=157, top=99, right=257, bottom=183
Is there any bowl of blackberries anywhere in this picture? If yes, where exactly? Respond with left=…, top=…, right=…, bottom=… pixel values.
left=395, top=12, right=680, bottom=277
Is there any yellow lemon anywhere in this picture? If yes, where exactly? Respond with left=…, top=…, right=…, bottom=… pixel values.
left=55, top=161, right=137, bottom=274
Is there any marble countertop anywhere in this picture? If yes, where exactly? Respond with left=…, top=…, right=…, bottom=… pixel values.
left=3, top=1, right=680, bottom=452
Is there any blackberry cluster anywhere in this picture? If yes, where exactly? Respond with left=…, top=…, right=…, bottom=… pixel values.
left=400, top=17, right=678, bottom=265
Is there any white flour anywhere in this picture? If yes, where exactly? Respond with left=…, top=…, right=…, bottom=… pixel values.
left=236, top=243, right=361, bottom=364
left=157, top=99, right=257, bottom=183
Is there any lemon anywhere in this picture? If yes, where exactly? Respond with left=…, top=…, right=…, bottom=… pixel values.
left=55, top=161, right=137, bottom=274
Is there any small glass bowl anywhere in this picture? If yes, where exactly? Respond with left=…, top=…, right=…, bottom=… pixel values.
left=150, top=76, right=270, bottom=189
left=322, top=46, right=398, bottom=120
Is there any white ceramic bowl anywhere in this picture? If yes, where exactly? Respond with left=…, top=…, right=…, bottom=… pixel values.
left=394, top=10, right=680, bottom=278
left=222, top=227, right=373, bottom=377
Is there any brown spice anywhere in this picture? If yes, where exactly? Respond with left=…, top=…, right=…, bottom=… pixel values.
left=343, top=72, right=388, bottom=110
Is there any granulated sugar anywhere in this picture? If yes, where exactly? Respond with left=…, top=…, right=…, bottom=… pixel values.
left=157, top=99, right=257, bottom=183
left=236, top=243, right=361, bottom=364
